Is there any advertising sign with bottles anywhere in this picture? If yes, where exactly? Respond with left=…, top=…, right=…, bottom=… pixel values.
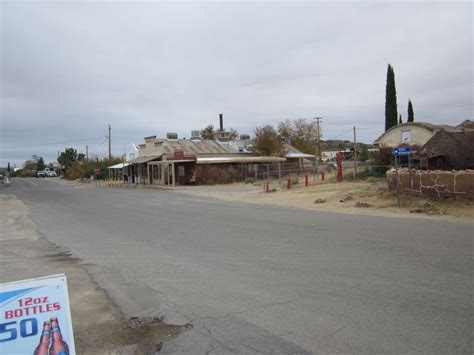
left=0, top=274, right=75, bottom=354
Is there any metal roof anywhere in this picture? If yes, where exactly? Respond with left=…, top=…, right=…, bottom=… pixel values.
left=197, top=156, right=286, bottom=164
left=286, top=152, right=316, bottom=158
left=163, top=140, right=231, bottom=155
left=128, top=155, right=162, bottom=164
left=107, top=163, right=130, bottom=169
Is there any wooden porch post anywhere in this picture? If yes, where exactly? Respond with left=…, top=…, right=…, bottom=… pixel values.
left=172, top=162, right=175, bottom=186
left=147, top=163, right=151, bottom=185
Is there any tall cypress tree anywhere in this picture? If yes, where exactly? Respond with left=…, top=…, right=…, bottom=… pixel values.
left=399, top=114, right=402, bottom=124
left=407, top=99, right=414, bottom=122
left=385, top=64, right=398, bottom=131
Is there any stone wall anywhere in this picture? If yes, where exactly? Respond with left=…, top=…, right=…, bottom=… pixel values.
left=386, top=169, right=474, bottom=199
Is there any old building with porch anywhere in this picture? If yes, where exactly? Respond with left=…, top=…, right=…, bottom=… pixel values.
left=122, top=134, right=315, bottom=186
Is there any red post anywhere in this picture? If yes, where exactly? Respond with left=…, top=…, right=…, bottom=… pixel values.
left=305, top=175, right=308, bottom=186
left=336, top=152, right=344, bottom=182
left=265, top=180, right=269, bottom=193
left=321, top=172, right=325, bottom=181
left=287, top=178, right=291, bottom=189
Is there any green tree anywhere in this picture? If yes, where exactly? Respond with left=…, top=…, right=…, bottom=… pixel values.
left=201, top=124, right=215, bottom=140
left=385, top=64, right=398, bottom=131
left=252, top=125, right=283, bottom=156
left=239, top=134, right=250, bottom=141
left=23, top=156, right=39, bottom=171
left=58, top=148, right=77, bottom=170
left=359, top=146, right=369, bottom=162
left=37, top=157, right=45, bottom=171
left=399, top=115, right=402, bottom=125
left=407, top=99, right=414, bottom=122
left=277, top=118, right=319, bottom=154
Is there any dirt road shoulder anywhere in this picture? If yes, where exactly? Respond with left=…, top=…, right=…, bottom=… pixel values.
left=176, top=181, right=474, bottom=222
left=0, top=193, right=187, bottom=354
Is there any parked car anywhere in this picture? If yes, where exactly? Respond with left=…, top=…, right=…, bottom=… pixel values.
left=36, top=171, right=46, bottom=178
left=46, top=170, right=57, bottom=177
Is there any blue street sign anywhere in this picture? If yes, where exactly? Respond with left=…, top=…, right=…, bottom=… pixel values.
left=393, top=147, right=412, bottom=156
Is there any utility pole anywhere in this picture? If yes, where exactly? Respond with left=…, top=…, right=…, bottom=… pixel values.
left=314, top=117, right=323, bottom=161
left=86, top=145, right=89, bottom=160
left=108, top=124, right=112, bottom=161
left=353, top=126, right=357, bottom=179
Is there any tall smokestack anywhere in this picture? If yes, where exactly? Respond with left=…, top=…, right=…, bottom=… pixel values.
left=219, top=114, right=223, bottom=131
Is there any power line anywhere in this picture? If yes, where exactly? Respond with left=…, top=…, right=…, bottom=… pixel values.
left=1, top=136, right=104, bottom=150
left=325, top=128, right=353, bottom=141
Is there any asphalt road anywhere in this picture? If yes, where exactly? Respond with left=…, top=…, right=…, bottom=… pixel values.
left=4, top=178, right=473, bottom=354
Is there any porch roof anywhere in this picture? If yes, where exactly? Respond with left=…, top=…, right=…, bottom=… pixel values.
left=128, top=155, right=162, bottom=164
left=286, top=152, right=316, bottom=159
left=107, top=162, right=130, bottom=169
left=149, top=159, right=195, bottom=164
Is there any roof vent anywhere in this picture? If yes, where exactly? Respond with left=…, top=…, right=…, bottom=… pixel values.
left=166, top=132, right=178, bottom=140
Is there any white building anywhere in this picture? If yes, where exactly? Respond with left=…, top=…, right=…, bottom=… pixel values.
left=126, top=143, right=139, bottom=162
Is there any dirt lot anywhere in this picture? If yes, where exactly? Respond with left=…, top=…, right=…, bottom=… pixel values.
left=0, top=193, right=188, bottom=354
left=179, top=179, right=474, bottom=221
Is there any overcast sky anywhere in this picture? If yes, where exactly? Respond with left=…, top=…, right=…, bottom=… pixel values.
left=1, top=1, right=472, bottom=166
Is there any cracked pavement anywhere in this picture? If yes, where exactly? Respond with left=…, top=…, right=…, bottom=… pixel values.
left=4, top=178, right=473, bottom=353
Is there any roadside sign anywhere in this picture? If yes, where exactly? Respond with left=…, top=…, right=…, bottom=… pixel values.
left=393, top=147, right=412, bottom=156
left=94, top=168, right=100, bottom=175
left=0, top=274, right=75, bottom=354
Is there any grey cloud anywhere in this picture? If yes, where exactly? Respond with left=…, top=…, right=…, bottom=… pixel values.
left=1, top=1, right=472, bottom=165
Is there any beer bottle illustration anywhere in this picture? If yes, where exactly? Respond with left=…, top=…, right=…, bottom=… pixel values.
left=49, top=317, right=69, bottom=355
left=34, top=321, right=51, bottom=355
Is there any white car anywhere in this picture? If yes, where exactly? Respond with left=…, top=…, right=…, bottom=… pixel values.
left=46, top=170, right=57, bottom=177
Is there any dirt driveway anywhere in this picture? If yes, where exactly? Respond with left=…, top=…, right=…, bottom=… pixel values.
left=177, top=180, right=474, bottom=221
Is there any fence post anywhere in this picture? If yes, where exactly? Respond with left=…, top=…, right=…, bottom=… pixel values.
left=314, top=161, right=317, bottom=183
left=255, top=164, right=258, bottom=181
left=287, top=178, right=291, bottom=189
left=321, top=172, right=325, bottom=181
left=265, top=180, right=270, bottom=193
left=305, top=175, right=308, bottom=187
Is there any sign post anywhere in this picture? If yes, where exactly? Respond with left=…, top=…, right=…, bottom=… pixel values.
left=409, top=154, right=413, bottom=206
left=0, top=274, right=75, bottom=354
left=394, top=154, right=400, bottom=207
